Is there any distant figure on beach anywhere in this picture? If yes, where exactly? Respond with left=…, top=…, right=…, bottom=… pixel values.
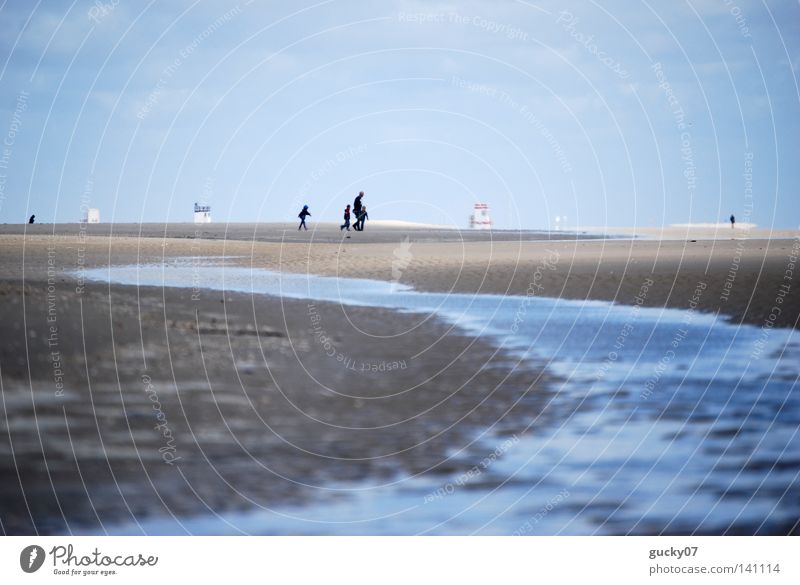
left=298, top=205, right=311, bottom=230
left=730, top=214, right=735, bottom=229
left=340, top=204, right=351, bottom=231
left=353, top=191, right=364, bottom=218
left=352, top=191, right=366, bottom=231
left=355, top=205, right=369, bottom=231
left=28, top=214, right=35, bottom=224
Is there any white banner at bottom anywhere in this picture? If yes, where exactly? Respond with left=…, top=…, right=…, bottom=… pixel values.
left=1, top=536, right=795, bottom=584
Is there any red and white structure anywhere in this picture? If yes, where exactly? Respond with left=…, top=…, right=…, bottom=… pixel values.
left=469, top=202, right=492, bottom=230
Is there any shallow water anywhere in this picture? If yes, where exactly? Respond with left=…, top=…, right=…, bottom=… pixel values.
left=81, top=260, right=800, bottom=534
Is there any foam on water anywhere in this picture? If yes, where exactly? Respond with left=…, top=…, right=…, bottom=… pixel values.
left=80, top=260, right=800, bottom=534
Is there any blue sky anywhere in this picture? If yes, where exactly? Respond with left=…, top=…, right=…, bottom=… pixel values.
left=0, top=0, right=797, bottom=229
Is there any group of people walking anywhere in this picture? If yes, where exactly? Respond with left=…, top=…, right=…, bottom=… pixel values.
left=341, top=191, right=368, bottom=232
left=296, top=191, right=369, bottom=232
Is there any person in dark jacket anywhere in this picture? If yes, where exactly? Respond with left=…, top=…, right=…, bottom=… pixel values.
left=353, top=192, right=364, bottom=217
left=730, top=214, right=735, bottom=229
left=28, top=214, right=35, bottom=224
left=298, top=205, right=311, bottom=230
left=340, top=205, right=351, bottom=231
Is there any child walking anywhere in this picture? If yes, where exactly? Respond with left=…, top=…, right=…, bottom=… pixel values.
left=354, top=205, right=369, bottom=231
left=340, top=204, right=351, bottom=231
left=298, top=205, right=311, bottom=230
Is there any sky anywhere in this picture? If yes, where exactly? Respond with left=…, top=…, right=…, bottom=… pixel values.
left=0, top=0, right=797, bottom=230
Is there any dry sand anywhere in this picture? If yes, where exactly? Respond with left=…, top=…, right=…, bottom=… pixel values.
left=0, top=223, right=798, bottom=533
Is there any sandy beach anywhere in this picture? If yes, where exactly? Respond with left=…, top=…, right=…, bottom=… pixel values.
left=0, top=224, right=798, bottom=534
left=3, top=1, right=800, bottom=575
left=3, top=222, right=798, bottom=327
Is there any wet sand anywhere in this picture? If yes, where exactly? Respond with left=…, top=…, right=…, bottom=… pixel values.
left=0, top=228, right=551, bottom=534
left=2, top=222, right=797, bottom=327
left=0, top=223, right=798, bottom=534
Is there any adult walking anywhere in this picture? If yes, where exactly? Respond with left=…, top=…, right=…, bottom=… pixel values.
left=352, top=191, right=365, bottom=231
left=353, top=191, right=364, bottom=216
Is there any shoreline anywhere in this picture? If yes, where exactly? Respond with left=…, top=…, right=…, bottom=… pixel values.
left=0, top=278, right=549, bottom=534
left=0, top=232, right=556, bottom=534
left=1, top=226, right=798, bottom=534
left=2, top=226, right=797, bottom=328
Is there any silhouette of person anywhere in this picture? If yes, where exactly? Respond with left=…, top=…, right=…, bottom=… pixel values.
left=28, top=214, right=35, bottom=224
left=340, top=205, right=351, bottom=231
left=730, top=214, right=735, bottom=229
left=355, top=205, right=368, bottom=231
left=298, top=205, right=311, bottom=230
left=353, top=192, right=364, bottom=217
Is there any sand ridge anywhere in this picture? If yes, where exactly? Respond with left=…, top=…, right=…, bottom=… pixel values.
left=1, top=225, right=797, bottom=327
